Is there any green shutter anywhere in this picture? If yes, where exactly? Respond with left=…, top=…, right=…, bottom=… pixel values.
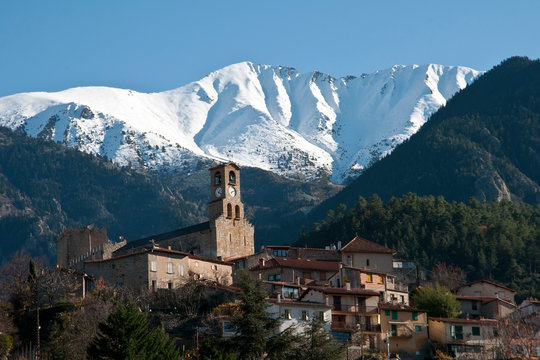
left=412, top=311, right=418, bottom=320
left=385, top=310, right=390, bottom=316
left=392, top=311, right=397, bottom=320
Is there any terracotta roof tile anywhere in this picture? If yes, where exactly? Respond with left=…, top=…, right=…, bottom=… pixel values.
left=340, top=236, right=395, bottom=254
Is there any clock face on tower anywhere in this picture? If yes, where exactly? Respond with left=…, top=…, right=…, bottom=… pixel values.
left=228, top=186, right=237, bottom=197
left=215, top=187, right=223, bottom=198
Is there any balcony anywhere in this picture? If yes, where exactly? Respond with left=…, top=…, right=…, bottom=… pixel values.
left=387, top=282, right=409, bottom=292
left=332, top=305, right=379, bottom=313
left=331, top=322, right=381, bottom=332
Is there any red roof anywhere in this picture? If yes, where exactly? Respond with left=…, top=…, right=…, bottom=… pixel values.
left=340, top=236, right=395, bottom=254
left=250, top=258, right=341, bottom=272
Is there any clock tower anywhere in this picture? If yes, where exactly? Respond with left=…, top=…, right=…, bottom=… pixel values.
left=208, top=162, right=254, bottom=259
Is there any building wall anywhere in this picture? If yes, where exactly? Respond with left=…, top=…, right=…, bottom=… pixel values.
left=84, top=252, right=149, bottom=289
left=380, top=309, right=428, bottom=355
left=212, top=216, right=254, bottom=260
left=267, top=303, right=332, bottom=334
left=342, top=252, right=393, bottom=273
left=186, top=257, right=233, bottom=285
left=57, top=226, right=109, bottom=268
left=457, top=282, right=515, bottom=304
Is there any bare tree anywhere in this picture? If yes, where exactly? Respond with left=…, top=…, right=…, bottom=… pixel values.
left=490, top=309, right=540, bottom=359
left=431, top=262, right=467, bottom=290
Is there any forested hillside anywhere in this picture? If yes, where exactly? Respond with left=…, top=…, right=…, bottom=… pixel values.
left=298, top=193, right=540, bottom=300
left=308, top=57, right=540, bottom=223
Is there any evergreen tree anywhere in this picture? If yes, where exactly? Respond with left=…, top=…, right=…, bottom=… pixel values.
left=232, top=271, right=278, bottom=360
left=297, top=319, right=344, bottom=360
left=87, top=301, right=180, bottom=360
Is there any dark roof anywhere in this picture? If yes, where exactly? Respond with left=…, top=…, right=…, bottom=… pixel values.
left=305, top=286, right=380, bottom=297
left=250, top=258, right=341, bottom=272
left=340, top=236, right=395, bottom=254
left=342, top=265, right=390, bottom=276
left=116, top=222, right=210, bottom=252
left=457, top=279, right=516, bottom=293
left=86, top=246, right=232, bottom=266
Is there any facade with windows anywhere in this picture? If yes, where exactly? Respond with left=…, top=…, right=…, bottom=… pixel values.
left=456, top=280, right=516, bottom=304
left=379, top=304, right=428, bottom=357
left=267, top=298, right=332, bottom=334
left=84, top=247, right=233, bottom=290
left=428, top=317, right=498, bottom=359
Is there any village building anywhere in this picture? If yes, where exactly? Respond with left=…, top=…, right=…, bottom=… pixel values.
left=249, top=257, right=341, bottom=286
left=267, top=297, right=333, bottom=334
left=456, top=280, right=516, bottom=304
left=340, top=235, right=395, bottom=274
left=379, top=304, right=428, bottom=358
left=428, top=317, right=499, bottom=359
left=456, top=295, right=516, bottom=320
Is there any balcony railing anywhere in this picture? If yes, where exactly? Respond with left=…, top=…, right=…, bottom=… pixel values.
left=331, top=322, right=381, bottom=332
left=332, top=305, right=378, bottom=313
left=387, top=282, right=409, bottom=292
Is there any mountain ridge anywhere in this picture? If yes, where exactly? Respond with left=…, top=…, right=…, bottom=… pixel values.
left=0, top=61, right=481, bottom=183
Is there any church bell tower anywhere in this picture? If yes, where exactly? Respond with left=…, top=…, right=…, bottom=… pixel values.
left=208, top=162, right=254, bottom=259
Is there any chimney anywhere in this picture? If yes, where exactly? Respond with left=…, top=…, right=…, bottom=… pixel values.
left=277, top=294, right=281, bottom=303
left=260, top=258, right=265, bottom=267
left=337, top=241, right=342, bottom=250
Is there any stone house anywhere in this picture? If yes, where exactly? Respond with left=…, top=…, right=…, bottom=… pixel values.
left=267, top=297, right=333, bottom=334
left=428, top=317, right=499, bottom=359
left=300, top=286, right=381, bottom=345
left=249, top=257, right=341, bottom=286
left=456, top=295, right=516, bottom=320
left=456, top=280, right=516, bottom=304
left=340, top=235, right=395, bottom=274
left=84, top=245, right=233, bottom=290
left=379, top=304, right=428, bottom=358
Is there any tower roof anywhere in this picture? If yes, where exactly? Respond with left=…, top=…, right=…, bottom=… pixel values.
left=209, top=161, right=241, bottom=171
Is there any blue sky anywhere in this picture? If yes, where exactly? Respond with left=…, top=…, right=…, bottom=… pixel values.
left=1, top=0, right=539, bottom=97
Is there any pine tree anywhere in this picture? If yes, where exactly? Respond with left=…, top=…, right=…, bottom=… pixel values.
left=87, top=301, right=180, bottom=360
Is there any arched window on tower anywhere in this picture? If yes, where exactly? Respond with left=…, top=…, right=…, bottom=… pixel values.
left=229, top=171, right=236, bottom=184
left=214, top=172, right=222, bottom=185
left=235, top=205, right=240, bottom=219
left=227, top=203, right=232, bottom=218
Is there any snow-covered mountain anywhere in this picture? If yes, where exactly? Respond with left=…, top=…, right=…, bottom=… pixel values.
left=0, top=62, right=482, bottom=183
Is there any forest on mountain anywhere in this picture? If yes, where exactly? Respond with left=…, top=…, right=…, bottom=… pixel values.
left=308, top=56, right=540, bottom=223
left=298, top=193, right=540, bottom=301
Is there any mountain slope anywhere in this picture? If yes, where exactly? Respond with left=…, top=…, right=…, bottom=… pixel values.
left=0, top=62, right=481, bottom=183
left=308, top=56, right=540, bottom=223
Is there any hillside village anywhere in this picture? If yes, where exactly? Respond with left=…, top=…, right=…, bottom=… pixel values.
left=49, top=162, right=540, bottom=360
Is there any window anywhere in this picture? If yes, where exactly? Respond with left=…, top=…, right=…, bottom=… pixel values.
left=317, top=311, right=325, bottom=321
left=301, top=310, right=309, bottom=321
left=167, top=262, right=173, bottom=274
left=283, top=287, right=299, bottom=299
left=238, top=260, right=245, bottom=269
left=378, top=275, right=384, bottom=284
left=385, top=310, right=390, bottom=316
left=366, top=259, right=370, bottom=266
left=302, top=272, right=311, bottom=280
left=472, top=301, right=478, bottom=310
left=111, top=264, right=116, bottom=269
left=391, top=324, right=397, bottom=336
left=451, top=325, right=463, bottom=340
left=472, top=326, right=480, bottom=336
left=366, top=274, right=373, bottom=283
left=391, top=311, right=397, bottom=320
left=273, top=249, right=287, bottom=257
left=412, top=312, right=418, bottom=321
left=235, top=205, right=240, bottom=219
left=474, top=291, right=481, bottom=297
left=347, top=255, right=352, bottom=266
left=268, top=274, right=281, bottom=281
left=227, top=203, right=232, bottom=218
left=178, top=264, right=184, bottom=276
left=498, top=292, right=505, bottom=299
left=416, top=325, right=422, bottom=331
left=229, top=171, right=236, bottom=184
left=151, top=261, right=157, bottom=272
left=493, top=329, right=499, bottom=337
left=168, top=281, right=173, bottom=290
left=400, top=295, right=405, bottom=303
left=282, top=309, right=291, bottom=319
left=388, top=277, right=394, bottom=284
left=214, top=172, right=221, bottom=185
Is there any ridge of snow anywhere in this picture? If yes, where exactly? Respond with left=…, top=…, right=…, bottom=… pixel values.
left=0, top=61, right=483, bottom=183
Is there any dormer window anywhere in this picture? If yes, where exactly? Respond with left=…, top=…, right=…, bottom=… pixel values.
left=229, top=171, right=236, bottom=184
left=214, top=172, right=222, bottom=185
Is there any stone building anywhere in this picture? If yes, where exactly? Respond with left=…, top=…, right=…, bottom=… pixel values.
left=114, top=162, right=254, bottom=260
left=56, top=224, right=126, bottom=270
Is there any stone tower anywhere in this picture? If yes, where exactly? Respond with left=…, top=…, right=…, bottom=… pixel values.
left=209, top=162, right=254, bottom=259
